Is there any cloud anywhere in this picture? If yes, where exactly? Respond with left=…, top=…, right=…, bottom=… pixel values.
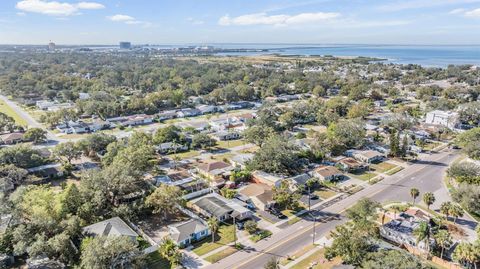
left=107, top=14, right=152, bottom=27
left=378, top=0, right=480, bottom=12
left=465, top=8, right=480, bottom=17
left=449, top=8, right=466, bottom=14
left=15, top=0, right=104, bottom=16
left=107, top=14, right=135, bottom=22
left=219, top=12, right=340, bottom=26
left=448, top=7, right=480, bottom=17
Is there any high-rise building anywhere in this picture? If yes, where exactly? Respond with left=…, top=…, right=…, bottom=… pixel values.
left=48, top=41, right=55, bottom=51
left=119, top=42, right=131, bottom=49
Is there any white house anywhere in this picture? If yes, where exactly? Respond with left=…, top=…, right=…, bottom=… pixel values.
left=425, top=110, right=459, bottom=129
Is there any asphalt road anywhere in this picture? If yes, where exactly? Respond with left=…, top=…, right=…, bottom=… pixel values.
left=204, top=149, right=466, bottom=269
left=0, top=94, right=58, bottom=142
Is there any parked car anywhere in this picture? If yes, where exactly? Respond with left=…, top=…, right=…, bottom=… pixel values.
left=236, top=221, right=245, bottom=230
left=310, top=194, right=319, bottom=200
left=269, top=208, right=287, bottom=219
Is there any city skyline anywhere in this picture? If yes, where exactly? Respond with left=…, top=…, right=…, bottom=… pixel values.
left=1, top=0, right=480, bottom=45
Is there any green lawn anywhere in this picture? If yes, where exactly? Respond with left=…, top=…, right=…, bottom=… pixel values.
left=315, top=189, right=337, bottom=200
left=385, top=166, right=404, bottom=175
left=424, top=142, right=441, bottom=151
left=290, top=248, right=342, bottom=269
left=216, top=139, right=246, bottom=149
left=204, top=246, right=238, bottom=263
left=354, top=172, right=378, bottom=181
left=0, top=99, right=28, bottom=126
left=192, top=225, right=235, bottom=256
left=146, top=250, right=172, bottom=269
left=280, top=244, right=316, bottom=266
left=371, top=162, right=397, bottom=173
left=250, top=229, right=272, bottom=242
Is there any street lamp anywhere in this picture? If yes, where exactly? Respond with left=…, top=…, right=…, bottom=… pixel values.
left=311, top=213, right=316, bottom=245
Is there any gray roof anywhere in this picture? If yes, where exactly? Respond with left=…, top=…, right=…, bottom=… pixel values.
left=289, top=173, right=311, bottom=185
left=82, top=217, right=138, bottom=238
left=169, top=218, right=208, bottom=243
left=193, top=196, right=233, bottom=218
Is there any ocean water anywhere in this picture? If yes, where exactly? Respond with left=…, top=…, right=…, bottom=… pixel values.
left=212, top=44, right=480, bottom=67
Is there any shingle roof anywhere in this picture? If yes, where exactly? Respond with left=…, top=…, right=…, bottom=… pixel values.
left=82, top=217, right=138, bottom=238
left=169, top=218, right=208, bottom=243
left=193, top=196, right=233, bottom=218
left=0, top=132, right=24, bottom=142
left=197, top=161, right=231, bottom=173
left=314, top=166, right=342, bottom=178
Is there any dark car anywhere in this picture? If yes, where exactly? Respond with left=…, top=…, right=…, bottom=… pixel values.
left=310, top=194, right=319, bottom=200
left=236, top=221, right=245, bottom=230
left=269, top=208, right=287, bottom=219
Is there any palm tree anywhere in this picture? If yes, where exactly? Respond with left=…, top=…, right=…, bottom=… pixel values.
left=414, top=221, right=432, bottom=254
left=380, top=207, right=387, bottom=225
left=434, top=230, right=451, bottom=259
left=159, top=238, right=182, bottom=266
left=390, top=205, right=402, bottom=220
left=440, top=201, right=452, bottom=220
left=449, top=204, right=464, bottom=223
left=422, top=192, right=435, bottom=210
left=207, top=216, right=219, bottom=243
left=453, top=242, right=479, bottom=269
left=410, top=188, right=420, bottom=204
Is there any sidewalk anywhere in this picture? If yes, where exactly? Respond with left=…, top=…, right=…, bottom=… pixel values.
left=282, top=237, right=333, bottom=269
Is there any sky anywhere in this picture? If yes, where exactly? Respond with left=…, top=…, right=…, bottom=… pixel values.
left=1, top=0, right=480, bottom=45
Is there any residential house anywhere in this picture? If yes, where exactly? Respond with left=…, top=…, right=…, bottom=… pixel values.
left=36, top=100, right=55, bottom=110
left=234, top=113, right=256, bottom=123
left=56, top=121, right=90, bottom=134
left=196, top=161, right=234, bottom=185
left=89, top=119, right=112, bottom=132
left=82, top=217, right=138, bottom=241
left=336, top=157, right=368, bottom=172
left=155, top=142, right=188, bottom=154
left=178, top=121, right=210, bottom=132
left=168, top=218, right=210, bottom=247
left=251, top=171, right=284, bottom=187
left=380, top=218, right=431, bottom=251
left=425, top=110, right=459, bottom=129
left=196, top=104, right=217, bottom=114
left=348, top=150, right=384, bottom=164
left=287, top=173, right=313, bottom=189
left=190, top=193, right=252, bottom=221
left=239, top=183, right=274, bottom=211
left=230, top=153, right=254, bottom=169
left=312, top=166, right=343, bottom=182
left=152, top=170, right=195, bottom=187
left=157, top=110, right=177, bottom=121
left=209, top=117, right=244, bottom=132
left=107, top=114, right=154, bottom=127
left=0, top=132, right=24, bottom=145
left=27, top=163, right=63, bottom=179
left=46, top=103, right=73, bottom=112
left=176, top=108, right=201, bottom=118
left=212, top=131, right=241, bottom=141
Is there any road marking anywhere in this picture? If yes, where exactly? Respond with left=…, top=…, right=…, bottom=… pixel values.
left=228, top=150, right=455, bottom=269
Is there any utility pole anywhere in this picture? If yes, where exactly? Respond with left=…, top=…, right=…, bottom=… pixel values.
left=233, top=215, right=236, bottom=246
left=312, top=214, right=316, bottom=245
left=308, top=185, right=311, bottom=211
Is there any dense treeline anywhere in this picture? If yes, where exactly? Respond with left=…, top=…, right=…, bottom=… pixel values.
left=1, top=52, right=479, bottom=120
